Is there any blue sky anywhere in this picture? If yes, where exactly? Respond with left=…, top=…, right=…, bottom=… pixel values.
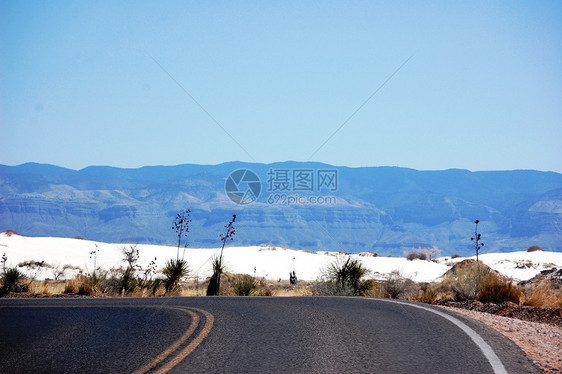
left=1, top=1, right=561, bottom=172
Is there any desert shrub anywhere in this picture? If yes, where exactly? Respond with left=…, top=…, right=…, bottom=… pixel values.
left=254, top=287, right=273, bottom=296
left=63, top=277, right=79, bottom=294
left=450, top=261, right=491, bottom=301
left=417, top=283, right=437, bottom=304
left=1, top=267, right=28, bottom=294
left=206, top=256, right=225, bottom=296
left=232, top=275, right=256, bottom=296
left=356, top=279, right=376, bottom=296
left=121, top=267, right=138, bottom=294
left=81, top=272, right=108, bottom=295
left=138, top=278, right=162, bottom=296
left=103, top=269, right=125, bottom=294
left=324, top=256, right=367, bottom=295
left=312, top=279, right=357, bottom=296
left=3, top=230, right=21, bottom=237
left=121, top=244, right=140, bottom=268
left=18, top=260, right=49, bottom=269
left=254, top=278, right=274, bottom=296
left=406, top=246, right=441, bottom=261
left=478, top=273, right=522, bottom=304
left=63, top=272, right=110, bottom=296
left=162, top=258, right=189, bottom=294
left=382, top=271, right=409, bottom=299
left=522, top=281, right=562, bottom=308
left=526, top=246, right=544, bottom=252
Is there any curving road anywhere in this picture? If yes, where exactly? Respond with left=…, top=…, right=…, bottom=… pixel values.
left=0, top=297, right=539, bottom=373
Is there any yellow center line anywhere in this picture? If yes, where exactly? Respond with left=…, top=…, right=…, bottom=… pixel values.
left=132, top=307, right=199, bottom=374
left=1, top=304, right=215, bottom=374
left=152, top=307, right=214, bottom=374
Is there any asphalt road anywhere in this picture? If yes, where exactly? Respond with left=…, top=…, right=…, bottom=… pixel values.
left=0, top=297, right=539, bottom=373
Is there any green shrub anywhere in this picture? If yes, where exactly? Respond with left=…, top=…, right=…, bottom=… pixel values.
left=232, top=275, right=256, bottom=296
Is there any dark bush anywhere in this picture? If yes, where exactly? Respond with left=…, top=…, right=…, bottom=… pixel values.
left=527, top=246, right=544, bottom=252
left=382, top=271, right=408, bottom=299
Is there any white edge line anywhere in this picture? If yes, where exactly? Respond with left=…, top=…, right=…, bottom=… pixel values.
left=373, top=299, right=507, bottom=374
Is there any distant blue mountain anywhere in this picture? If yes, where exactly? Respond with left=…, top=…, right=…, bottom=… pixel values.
left=1, top=162, right=561, bottom=255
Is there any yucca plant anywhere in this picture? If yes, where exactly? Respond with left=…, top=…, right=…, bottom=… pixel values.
left=163, top=258, right=189, bottom=294
left=1, top=267, right=28, bottom=294
left=326, top=256, right=367, bottom=294
left=314, top=256, right=367, bottom=296
left=207, top=214, right=236, bottom=296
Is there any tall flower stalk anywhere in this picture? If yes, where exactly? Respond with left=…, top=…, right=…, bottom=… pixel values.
left=471, top=220, right=484, bottom=262
left=207, top=214, right=236, bottom=296
left=172, top=209, right=191, bottom=261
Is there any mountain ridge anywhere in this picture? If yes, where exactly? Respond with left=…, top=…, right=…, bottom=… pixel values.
left=1, top=162, right=561, bottom=255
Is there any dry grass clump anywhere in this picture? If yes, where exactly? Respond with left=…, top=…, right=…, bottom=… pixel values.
left=416, top=283, right=438, bottom=304
left=522, top=281, right=562, bottom=308
left=27, top=280, right=66, bottom=294
left=478, top=272, right=522, bottom=304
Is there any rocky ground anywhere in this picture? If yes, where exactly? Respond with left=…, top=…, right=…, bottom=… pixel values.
left=436, top=299, right=562, bottom=327
left=438, top=302, right=562, bottom=373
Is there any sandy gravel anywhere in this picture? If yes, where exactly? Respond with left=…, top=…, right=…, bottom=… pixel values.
left=439, top=306, right=562, bottom=373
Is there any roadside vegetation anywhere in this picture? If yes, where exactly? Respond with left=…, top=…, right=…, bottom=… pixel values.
left=2, top=220, right=561, bottom=307
left=3, top=261, right=561, bottom=307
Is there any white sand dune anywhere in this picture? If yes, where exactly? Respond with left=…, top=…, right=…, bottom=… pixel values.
left=1, top=233, right=561, bottom=283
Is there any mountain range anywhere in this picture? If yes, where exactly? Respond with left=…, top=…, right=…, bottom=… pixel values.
left=1, top=162, right=561, bottom=255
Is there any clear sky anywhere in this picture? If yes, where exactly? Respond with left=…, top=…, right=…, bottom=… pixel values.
left=1, top=1, right=561, bottom=172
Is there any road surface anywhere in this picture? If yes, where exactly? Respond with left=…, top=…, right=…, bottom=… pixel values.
left=0, top=297, right=539, bottom=373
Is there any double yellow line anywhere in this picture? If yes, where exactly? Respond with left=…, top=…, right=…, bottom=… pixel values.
left=2, top=304, right=214, bottom=374
left=134, top=306, right=214, bottom=374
